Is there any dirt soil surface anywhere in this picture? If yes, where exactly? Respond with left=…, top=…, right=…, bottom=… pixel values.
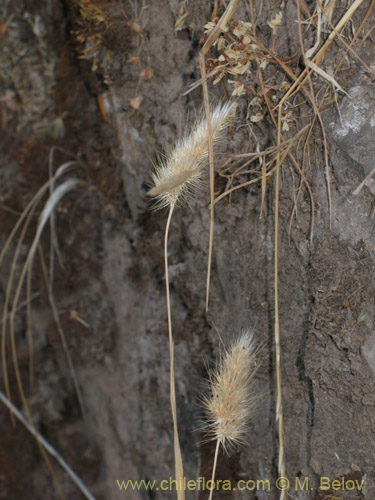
left=1, top=1, right=375, bottom=499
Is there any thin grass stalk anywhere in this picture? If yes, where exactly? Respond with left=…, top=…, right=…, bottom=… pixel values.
left=1, top=163, right=75, bottom=385
left=298, top=0, right=332, bottom=228
left=317, top=0, right=373, bottom=75
left=0, top=294, right=39, bottom=328
left=1, top=197, right=40, bottom=418
left=314, top=0, right=365, bottom=64
left=198, top=52, right=215, bottom=313
left=49, top=148, right=63, bottom=273
left=316, top=0, right=375, bottom=113
left=7, top=179, right=82, bottom=498
left=288, top=120, right=315, bottom=240
left=37, top=245, right=86, bottom=417
left=248, top=28, right=328, bottom=229
left=275, top=91, right=285, bottom=500
left=8, top=183, right=80, bottom=419
left=26, top=260, right=33, bottom=389
left=2, top=383, right=66, bottom=499
left=199, top=0, right=240, bottom=312
left=164, top=202, right=185, bottom=500
left=0, top=161, right=76, bottom=266
left=255, top=53, right=315, bottom=232
left=1, top=163, right=76, bottom=414
left=278, top=0, right=365, bottom=114
left=313, top=0, right=375, bottom=131
left=208, top=439, right=220, bottom=500
left=0, top=389, right=95, bottom=500
left=9, top=180, right=82, bottom=412
left=0, top=161, right=84, bottom=499
left=149, top=102, right=234, bottom=499
left=353, top=167, right=375, bottom=196
left=276, top=0, right=365, bottom=107
left=256, top=63, right=270, bottom=219
left=247, top=0, right=256, bottom=32
left=213, top=137, right=298, bottom=206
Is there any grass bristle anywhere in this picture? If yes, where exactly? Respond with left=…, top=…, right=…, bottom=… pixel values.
left=202, top=330, right=258, bottom=453
left=148, top=102, right=235, bottom=209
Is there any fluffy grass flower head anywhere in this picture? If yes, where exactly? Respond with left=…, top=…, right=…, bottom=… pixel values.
left=203, top=330, right=258, bottom=453
left=148, top=102, right=235, bottom=209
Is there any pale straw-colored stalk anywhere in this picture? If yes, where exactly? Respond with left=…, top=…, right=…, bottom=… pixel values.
left=148, top=103, right=235, bottom=500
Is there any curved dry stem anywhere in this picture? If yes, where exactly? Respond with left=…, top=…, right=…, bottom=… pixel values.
left=8, top=179, right=82, bottom=409
left=38, top=245, right=86, bottom=417
left=26, top=260, right=33, bottom=389
left=199, top=0, right=240, bottom=312
left=275, top=107, right=285, bottom=500
left=314, top=0, right=375, bottom=122
left=257, top=55, right=315, bottom=234
left=1, top=162, right=76, bottom=403
left=0, top=389, right=95, bottom=500
left=6, top=181, right=80, bottom=431
left=297, top=1, right=331, bottom=229
left=267, top=4, right=369, bottom=490
left=1, top=194, right=40, bottom=415
left=198, top=52, right=214, bottom=314
left=2, top=162, right=77, bottom=412
left=208, top=440, right=220, bottom=500
left=353, top=167, right=375, bottom=196
left=6, top=179, right=83, bottom=498
left=213, top=133, right=305, bottom=207
left=164, top=203, right=185, bottom=500
left=0, top=161, right=76, bottom=266
left=288, top=120, right=315, bottom=241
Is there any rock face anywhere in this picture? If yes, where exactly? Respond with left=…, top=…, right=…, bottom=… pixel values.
left=325, top=79, right=375, bottom=193
left=0, top=1, right=375, bottom=500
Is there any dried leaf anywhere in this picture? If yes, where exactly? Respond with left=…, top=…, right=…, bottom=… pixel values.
left=228, top=61, right=250, bottom=75
left=224, top=47, right=243, bottom=60
left=279, top=81, right=290, bottom=92
left=249, top=96, right=262, bottom=107
left=139, top=67, right=154, bottom=81
left=233, top=20, right=252, bottom=38
left=204, top=21, right=216, bottom=35
left=0, top=22, right=7, bottom=37
left=98, top=93, right=110, bottom=121
left=281, top=111, right=294, bottom=132
left=213, top=71, right=226, bottom=85
left=217, top=36, right=227, bottom=51
left=282, top=120, right=290, bottom=132
left=231, top=83, right=246, bottom=97
left=305, top=59, right=347, bottom=94
left=128, top=56, right=139, bottom=66
left=130, top=96, right=143, bottom=109
left=268, top=12, right=282, bottom=33
left=174, top=1, right=189, bottom=36
left=250, top=112, right=265, bottom=123
left=1, top=90, right=19, bottom=111
left=129, top=20, right=142, bottom=34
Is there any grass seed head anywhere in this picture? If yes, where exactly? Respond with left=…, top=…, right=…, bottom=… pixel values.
left=148, top=102, right=235, bottom=209
left=202, top=330, right=258, bottom=453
